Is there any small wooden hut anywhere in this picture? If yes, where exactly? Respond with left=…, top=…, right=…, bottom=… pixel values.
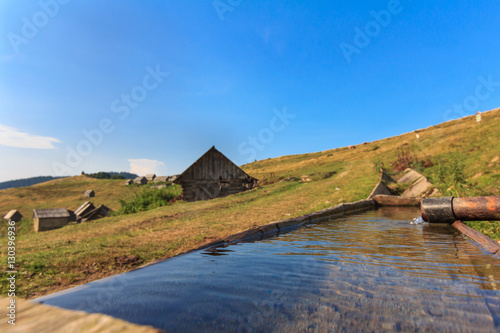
left=84, top=190, right=95, bottom=198
left=167, top=175, right=179, bottom=182
left=145, top=174, right=156, bottom=182
left=174, top=146, right=258, bottom=202
left=153, top=176, right=169, bottom=183
left=33, top=208, right=71, bottom=232
left=133, top=176, right=147, bottom=185
left=4, top=210, right=23, bottom=222
left=124, top=179, right=133, bottom=186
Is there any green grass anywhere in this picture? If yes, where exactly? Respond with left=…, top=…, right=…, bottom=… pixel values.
left=116, top=185, right=182, bottom=215
left=464, top=221, right=500, bottom=240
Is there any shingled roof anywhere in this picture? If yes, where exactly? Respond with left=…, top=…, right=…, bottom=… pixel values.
left=33, top=208, right=70, bottom=219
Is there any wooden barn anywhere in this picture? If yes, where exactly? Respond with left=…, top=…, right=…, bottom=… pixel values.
left=145, top=174, right=156, bottom=182
left=33, top=208, right=72, bottom=232
left=84, top=190, right=95, bottom=198
left=4, top=210, right=23, bottom=222
left=124, top=179, right=133, bottom=186
left=174, top=146, right=258, bottom=202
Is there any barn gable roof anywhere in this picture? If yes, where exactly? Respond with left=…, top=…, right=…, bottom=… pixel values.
left=174, top=146, right=257, bottom=183
left=33, top=208, right=70, bottom=219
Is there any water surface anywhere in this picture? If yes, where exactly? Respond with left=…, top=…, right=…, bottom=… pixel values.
left=36, top=207, right=500, bottom=332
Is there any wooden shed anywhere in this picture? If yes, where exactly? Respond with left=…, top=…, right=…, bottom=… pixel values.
left=153, top=176, right=168, bottom=183
left=168, top=175, right=179, bottom=182
left=145, top=174, right=156, bottom=182
left=4, top=210, right=23, bottom=222
left=84, top=190, right=95, bottom=198
left=133, top=176, right=147, bottom=185
left=124, top=179, right=133, bottom=186
left=174, top=146, right=258, bottom=202
left=33, top=208, right=72, bottom=232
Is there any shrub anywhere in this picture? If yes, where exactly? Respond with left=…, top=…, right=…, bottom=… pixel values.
left=116, top=186, right=182, bottom=215
left=389, top=146, right=434, bottom=173
left=391, top=146, right=417, bottom=172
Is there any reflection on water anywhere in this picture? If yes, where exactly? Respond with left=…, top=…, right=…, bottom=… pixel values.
left=35, top=207, right=500, bottom=332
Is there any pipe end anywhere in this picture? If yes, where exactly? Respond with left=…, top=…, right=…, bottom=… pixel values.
left=420, top=197, right=455, bottom=224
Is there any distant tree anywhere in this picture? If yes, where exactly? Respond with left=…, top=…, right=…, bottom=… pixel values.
left=88, top=172, right=111, bottom=179
left=118, top=172, right=138, bottom=179
left=86, top=172, right=138, bottom=180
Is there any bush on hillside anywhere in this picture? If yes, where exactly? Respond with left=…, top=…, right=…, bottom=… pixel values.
left=116, top=186, right=182, bottom=215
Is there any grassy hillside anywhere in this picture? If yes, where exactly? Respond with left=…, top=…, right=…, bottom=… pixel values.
left=0, top=176, right=142, bottom=232
left=1, top=108, right=499, bottom=299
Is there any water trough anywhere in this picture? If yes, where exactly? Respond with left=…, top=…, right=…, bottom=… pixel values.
left=29, top=195, right=500, bottom=332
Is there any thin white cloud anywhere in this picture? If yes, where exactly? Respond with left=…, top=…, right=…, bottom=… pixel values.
left=0, top=123, right=61, bottom=149
left=128, top=159, right=166, bottom=176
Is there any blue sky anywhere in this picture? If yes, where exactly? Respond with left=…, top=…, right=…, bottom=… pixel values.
left=1, top=0, right=499, bottom=181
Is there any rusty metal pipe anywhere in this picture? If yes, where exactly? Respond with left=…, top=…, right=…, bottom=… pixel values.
left=421, top=196, right=500, bottom=223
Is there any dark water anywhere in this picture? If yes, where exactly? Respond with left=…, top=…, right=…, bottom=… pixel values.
left=35, top=207, right=500, bottom=332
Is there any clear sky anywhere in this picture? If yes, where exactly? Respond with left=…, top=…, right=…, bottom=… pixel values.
left=1, top=0, right=499, bottom=181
